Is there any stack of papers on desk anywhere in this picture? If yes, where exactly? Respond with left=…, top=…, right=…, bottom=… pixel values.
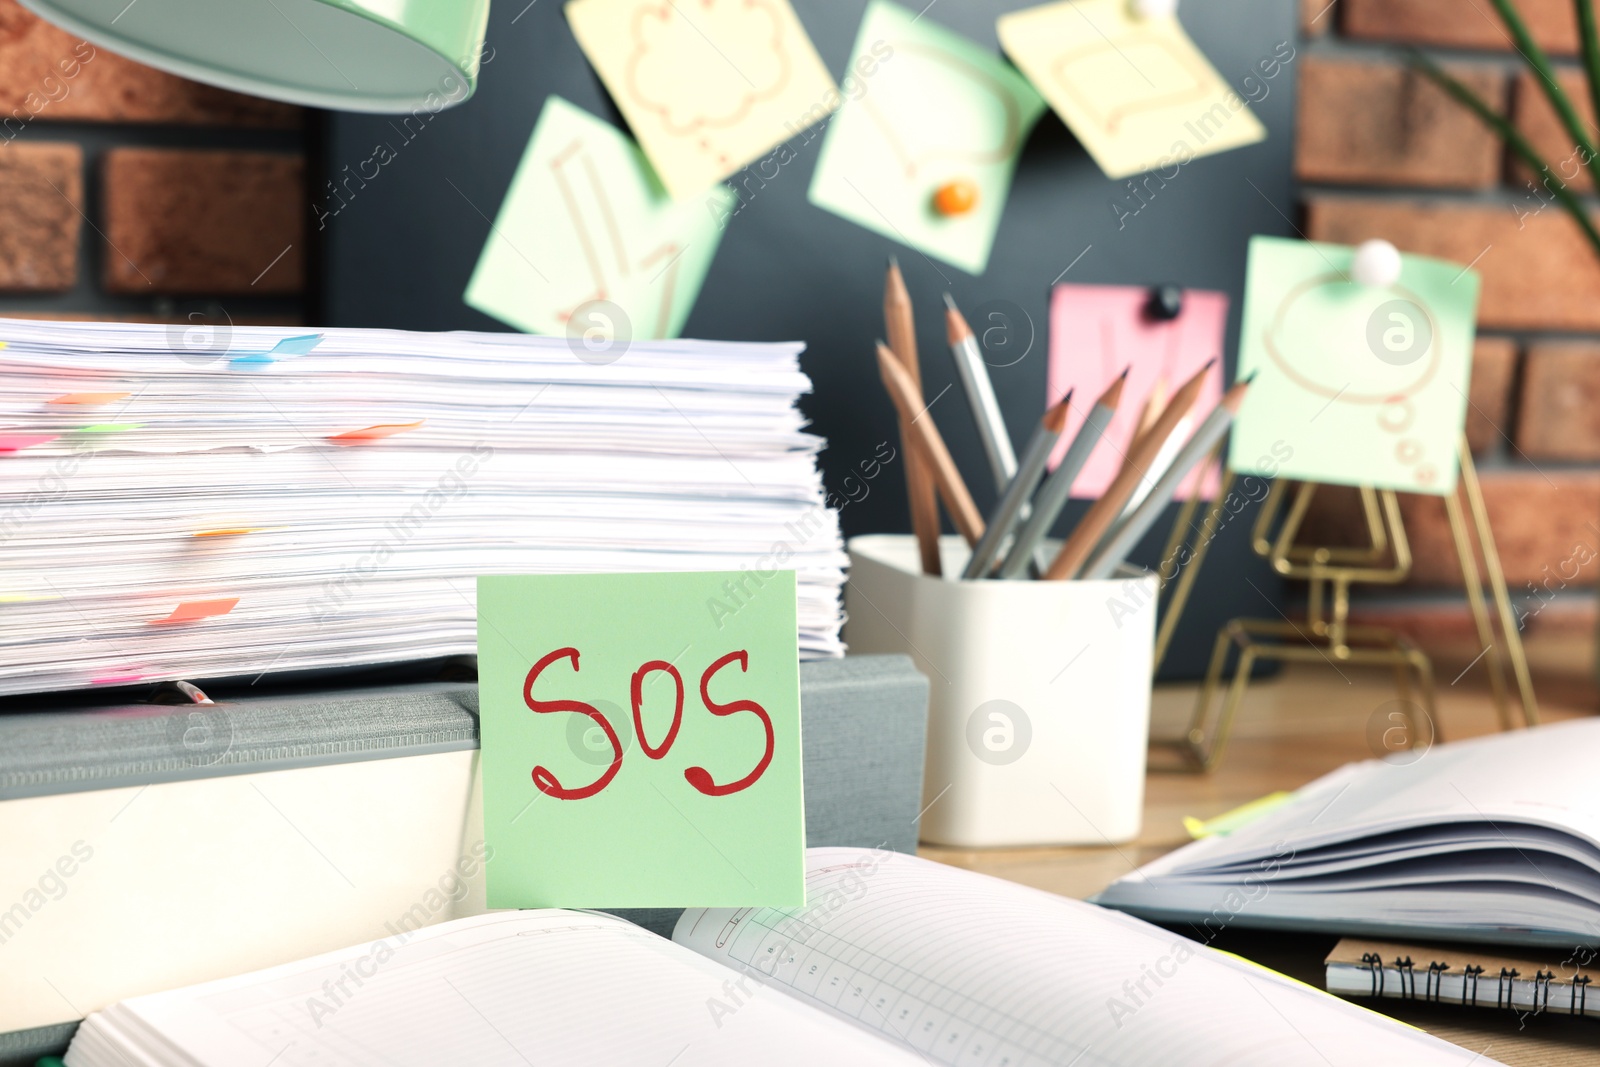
left=0, top=319, right=844, bottom=696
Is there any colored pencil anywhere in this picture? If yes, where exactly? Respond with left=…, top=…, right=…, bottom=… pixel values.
left=885, top=258, right=942, bottom=575
left=998, top=369, right=1129, bottom=579
left=1044, top=359, right=1214, bottom=581
left=875, top=342, right=984, bottom=548
left=961, top=394, right=1072, bottom=580
left=1080, top=374, right=1253, bottom=580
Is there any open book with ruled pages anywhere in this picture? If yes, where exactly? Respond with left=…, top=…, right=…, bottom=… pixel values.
left=1094, top=719, right=1600, bottom=950
left=65, top=849, right=1499, bottom=1066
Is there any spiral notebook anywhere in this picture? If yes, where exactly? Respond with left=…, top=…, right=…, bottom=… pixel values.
left=62, top=849, right=1492, bottom=1066
left=1326, top=938, right=1598, bottom=1018
left=1094, top=718, right=1600, bottom=950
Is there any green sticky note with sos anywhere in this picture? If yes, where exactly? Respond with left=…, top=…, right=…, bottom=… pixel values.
left=477, top=571, right=804, bottom=908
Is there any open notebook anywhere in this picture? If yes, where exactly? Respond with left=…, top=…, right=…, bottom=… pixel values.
left=65, top=849, right=1495, bottom=1066
left=1095, top=719, right=1600, bottom=950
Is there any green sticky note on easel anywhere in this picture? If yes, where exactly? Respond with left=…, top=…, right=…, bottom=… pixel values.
left=808, top=0, right=1047, bottom=275
left=476, top=571, right=805, bottom=908
left=1229, top=235, right=1479, bottom=496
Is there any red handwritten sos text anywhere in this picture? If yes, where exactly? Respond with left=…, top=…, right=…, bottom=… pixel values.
left=523, top=648, right=774, bottom=800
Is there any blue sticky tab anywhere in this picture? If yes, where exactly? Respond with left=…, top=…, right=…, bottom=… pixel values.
left=231, top=333, right=324, bottom=365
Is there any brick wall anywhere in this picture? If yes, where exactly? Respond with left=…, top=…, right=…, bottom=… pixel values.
left=0, top=0, right=308, bottom=325
left=1297, top=0, right=1600, bottom=646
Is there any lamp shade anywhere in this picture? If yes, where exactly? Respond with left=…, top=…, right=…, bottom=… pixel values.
left=19, top=0, right=491, bottom=113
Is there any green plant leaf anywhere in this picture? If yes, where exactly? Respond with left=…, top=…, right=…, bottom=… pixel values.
left=1409, top=48, right=1600, bottom=260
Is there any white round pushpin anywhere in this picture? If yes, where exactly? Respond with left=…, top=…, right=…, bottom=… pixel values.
left=1131, top=0, right=1178, bottom=18
left=1351, top=239, right=1402, bottom=287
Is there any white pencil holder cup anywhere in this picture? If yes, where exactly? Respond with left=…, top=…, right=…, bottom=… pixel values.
left=845, top=534, right=1154, bottom=848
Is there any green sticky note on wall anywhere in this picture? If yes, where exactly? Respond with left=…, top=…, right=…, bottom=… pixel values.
left=1229, top=236, right=1479, bottom=496
left=808, top=0, right=1047, bottom=275
left=464, top=96, right=735, bottom=341
left=477, top=571, right=804, bottom=908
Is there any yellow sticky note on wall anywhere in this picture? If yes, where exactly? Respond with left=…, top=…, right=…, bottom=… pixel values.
left=565, top=0, right=839, bottom=198
left=998, top=0, right=1267, bottom=180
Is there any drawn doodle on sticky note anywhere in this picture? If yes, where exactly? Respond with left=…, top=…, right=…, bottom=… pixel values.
left=1263, top=276, right=1444, bottom=487
left=623, top=0, right=794, bottom=171
left=859, top=41, right=1028, bottom=181
left=1049, top=31, right=1212, bottom=134
left=549, top=136, right=683, bottom=339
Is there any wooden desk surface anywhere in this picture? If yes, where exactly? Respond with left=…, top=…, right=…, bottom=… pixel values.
left=919, top=651, right=1600, bottom=1065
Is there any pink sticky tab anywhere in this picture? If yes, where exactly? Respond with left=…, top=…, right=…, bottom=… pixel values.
left=328, top=421, right=424, bottom=443
left=1047, top=284, right=1227, bottom=500
left=0, top=434, right=58, bottom=453
left=92, top=672, right=146, bottom=687
left=152, top=598, right=240, bottom=625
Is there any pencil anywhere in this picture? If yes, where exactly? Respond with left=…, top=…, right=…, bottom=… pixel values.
left=1044, top=358, right=1214, bottom=581
left=943, top=293, right=1017, bottom=489
left=1079, top=374, right=1253, bottom=580
left=1132, top=375, right=1168, bottom=448
left=997, top=369, right=1129, bottom=580
left=875, top=342, right=985, bottom=548
left=961, top=393, right=1072, bottom=580
left=885, top=258, right=942, bottom=576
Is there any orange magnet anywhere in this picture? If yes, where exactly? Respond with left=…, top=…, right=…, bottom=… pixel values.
left=933, top=179, right=979, bottom=217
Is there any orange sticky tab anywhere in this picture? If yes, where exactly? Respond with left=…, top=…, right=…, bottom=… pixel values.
left=152, top=598, right=239, bottom=624
left=49, top=391, right=131, bottom=406
left=193, top=528, right=262, bottom=538
left=328, top=420, right=424, bottom=443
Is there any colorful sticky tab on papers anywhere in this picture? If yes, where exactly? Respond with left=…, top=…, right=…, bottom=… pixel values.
left=76, top=423, right=141, bottom=434
left=565, top=0, right=838, bottom=198
left=1182, top=790, right=1296, bottom=839
left=1047, top=284, right=1226, bottom=499
left=465, top=96, right=734, bottom=341
left=476, top=570, right=805, bottom=908
left=998, top=0, right=1267, bottom=180
left=0, top=434, right=58, bottom=453
left=193, top=528, right=264, bottom=538
left=327, top=421, right=424, bottom=443
left=809, top=0, right=1047, bottom=275
left=152, top=598, right=240, bottom=625
left=1229, top=236, right=1479, bottom=496
left=231, top=333, right=324, bottom=365
left=48, top=391, right=131, bottom=406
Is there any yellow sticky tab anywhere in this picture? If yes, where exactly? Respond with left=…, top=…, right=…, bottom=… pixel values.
left=1184, top=791, right=1296, bottom=839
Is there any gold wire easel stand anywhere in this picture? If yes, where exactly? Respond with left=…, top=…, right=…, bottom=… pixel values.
left=1148, top=435, right=1537, bottom=773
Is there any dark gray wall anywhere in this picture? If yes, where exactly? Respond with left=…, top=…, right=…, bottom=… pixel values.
left=322, top=0, right=1297, bottom=678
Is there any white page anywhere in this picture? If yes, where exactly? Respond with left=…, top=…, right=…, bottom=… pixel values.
left=66, top=911, right=921, bottom=1067
left=674, top=848, right=1501, bottom=1067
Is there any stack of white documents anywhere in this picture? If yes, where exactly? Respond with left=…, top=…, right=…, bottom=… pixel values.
left=0, top=319, right=844, bottom=696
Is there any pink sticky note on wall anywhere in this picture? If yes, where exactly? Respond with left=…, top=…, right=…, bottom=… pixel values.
left=1047, top=284, right=1228, bottom=500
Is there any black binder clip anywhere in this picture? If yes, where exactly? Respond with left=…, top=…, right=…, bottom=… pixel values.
left=1360, top=952, right=1385, bottom=996
left=1425, top=960, right=1450, bottom=1002
left=1462, top=964, right=1485, bottom=1005
left=1573, top=974, right=1591, bottom=1015
left=1142, top=284, right=1183, bottom=323
left=1497, top=967, right=1521, bottom=1009
left=1393, top=956, right=1416, bottom=1000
